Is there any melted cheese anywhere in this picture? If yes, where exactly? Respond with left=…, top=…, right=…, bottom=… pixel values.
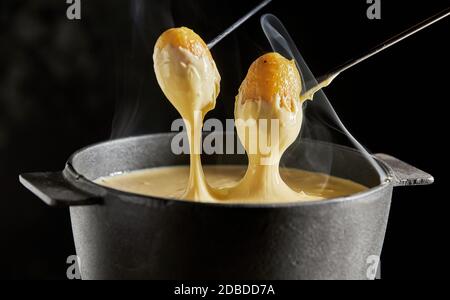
left=96, top=166, right=367, bottom=203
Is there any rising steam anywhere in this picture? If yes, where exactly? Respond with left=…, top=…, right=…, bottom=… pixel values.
left=261, top=14, right=387, bottom=182
left=111, top=0, right=175, bottom=139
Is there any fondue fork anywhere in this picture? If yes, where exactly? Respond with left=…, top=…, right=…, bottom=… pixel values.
left=302, top=7, right=450, bottom=99
left=207, top=0, right=272, bottom=49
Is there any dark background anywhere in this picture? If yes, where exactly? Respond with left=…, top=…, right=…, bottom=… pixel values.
left=1, top=0, right=448, bottom=279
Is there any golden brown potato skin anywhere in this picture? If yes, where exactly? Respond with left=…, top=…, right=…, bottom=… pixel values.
left=154, top=27, right=211, bottom=58
left=238, top=52, right=302, bottom=112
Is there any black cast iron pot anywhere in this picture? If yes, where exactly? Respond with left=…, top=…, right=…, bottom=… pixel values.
left=19, top=133, right=433, bottom=279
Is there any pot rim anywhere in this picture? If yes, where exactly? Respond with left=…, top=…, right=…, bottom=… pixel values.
left=65, top=132, right=393, bottom=209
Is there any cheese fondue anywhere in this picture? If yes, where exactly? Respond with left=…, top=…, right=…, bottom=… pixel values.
left=96, top=27, right=368, bottom=204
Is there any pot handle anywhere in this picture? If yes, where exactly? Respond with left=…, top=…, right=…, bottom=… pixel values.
left=19, top=172, right=101, bottom=207
left=374, top=153, right=434, bottom=187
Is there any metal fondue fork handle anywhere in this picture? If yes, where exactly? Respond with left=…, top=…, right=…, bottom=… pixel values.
left=207, top=0, right=272, bottom=49
left=303, top=6, right=450, bottom=99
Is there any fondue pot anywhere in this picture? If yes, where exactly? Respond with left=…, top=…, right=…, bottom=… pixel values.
left=19, top=132, right=433, bottom=280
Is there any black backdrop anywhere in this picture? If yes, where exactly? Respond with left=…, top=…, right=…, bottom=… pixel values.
left=1, top=0, right=448, bottom=279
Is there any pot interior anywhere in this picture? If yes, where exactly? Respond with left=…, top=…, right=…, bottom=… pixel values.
left=69, top=132, right=383, bottom=189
